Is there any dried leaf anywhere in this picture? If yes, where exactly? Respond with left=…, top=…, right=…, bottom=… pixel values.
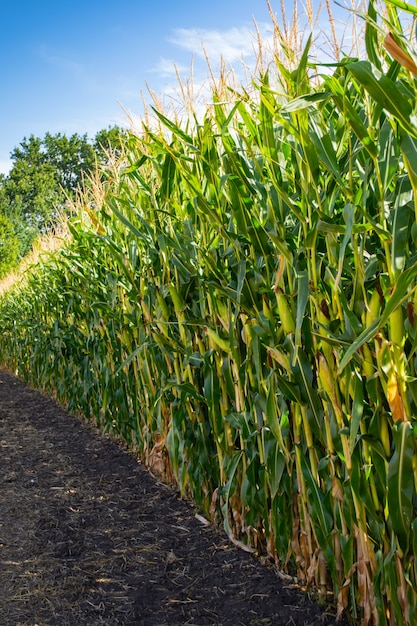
left=384, top=32, right=417, bottom=77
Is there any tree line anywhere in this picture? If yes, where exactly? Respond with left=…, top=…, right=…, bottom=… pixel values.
left=0, top=126, right=126, bottom=278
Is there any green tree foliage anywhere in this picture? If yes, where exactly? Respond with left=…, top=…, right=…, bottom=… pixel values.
left=0, top=126, right=127, bottom=257
left=93, top=126, right=126, bottom=163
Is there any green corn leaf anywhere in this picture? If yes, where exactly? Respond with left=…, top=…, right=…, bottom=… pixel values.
left=115, top=345, right=142, bottom=375
left=385, top=0, right=417, bottom=15
left=347, top=61, right=417, bottom=138
left=299, top=447, right=333, bottom=547
left=293, top=348, right=323, bottom=437
left=266, top=443, right=287, bottom=499
left=334, top=203, right=354, bottom=289
left=108, top=200, right=152, bottom=244
left=309, top=119, right=347, bottom=187
left=379, top=119, right=400, bottom=192
left=400, top=132, right=417, bottom=192
left=295, top=32, right=313, bottom=93
left=349, top=369, right=364, bottom=453
left=360, top=434, right=389, bottom=462
left=383, top=535, right=406, bottom=623
left=164, top=381, right=207, bottom=404
left=365, top=0, right=381, bottom=70
left=338, top=260, right=417, bottom=372
left=280, top=92, right=330, bottom=113
left=224, top=412, right=253, bottom=441
left=236, top=101, right=258, bottom=141
left=391, top=177, right=412, bottom=277
left=221, top=451, right=244, bottom=539
left=412, top=518, right=417, bottom=562
left=275, top=375, right=304, bottom=405
left=325, top=74, right=378, bottom=158
left=387, top=421, right=414, bottom=553
left=150, top=107, right=197, bottom=147
left=316, top=219, right=373, bottom=235
left=266, top=375, right=291, bottom=460
left=295, top=269, right=309, bottom=348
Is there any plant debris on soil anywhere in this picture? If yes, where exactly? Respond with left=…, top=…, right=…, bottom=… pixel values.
left=0, top=368, right=350, bottom=626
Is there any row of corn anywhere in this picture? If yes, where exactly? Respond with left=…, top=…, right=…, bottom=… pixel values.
left=1, top=2, right=417, bottom=623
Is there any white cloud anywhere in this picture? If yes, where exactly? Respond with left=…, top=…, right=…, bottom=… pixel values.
left=169, top=25, right=262, bottom=64
left=151, top=57, right=190, bottom=77
left=139, top=22, right=276, bottom=123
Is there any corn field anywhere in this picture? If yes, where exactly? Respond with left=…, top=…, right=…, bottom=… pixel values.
left=1, top=1, right=417, bottom=623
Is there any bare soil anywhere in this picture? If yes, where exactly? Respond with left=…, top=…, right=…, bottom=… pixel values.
left=0, top=368, right=349, bottom=626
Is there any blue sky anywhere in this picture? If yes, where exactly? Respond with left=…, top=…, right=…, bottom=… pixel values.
left=0, top=0, right=351, bottom=174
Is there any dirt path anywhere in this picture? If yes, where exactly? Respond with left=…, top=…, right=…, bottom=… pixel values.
left=0, top=368, right=347, bottom=625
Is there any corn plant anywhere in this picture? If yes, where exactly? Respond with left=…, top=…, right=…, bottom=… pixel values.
left=2, top=1, right=417, bottom=624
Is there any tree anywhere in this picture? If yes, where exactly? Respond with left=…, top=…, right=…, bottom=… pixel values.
left=93, top=126, right=127, bottom=163
left=3, top=137, right=60, bottom=226
left=0, top=126, right=127, bottom=257
left=42, top=132, right=96, bottom=193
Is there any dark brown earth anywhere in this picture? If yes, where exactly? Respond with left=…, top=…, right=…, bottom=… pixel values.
left=0, top=368, right=350, bottom=626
